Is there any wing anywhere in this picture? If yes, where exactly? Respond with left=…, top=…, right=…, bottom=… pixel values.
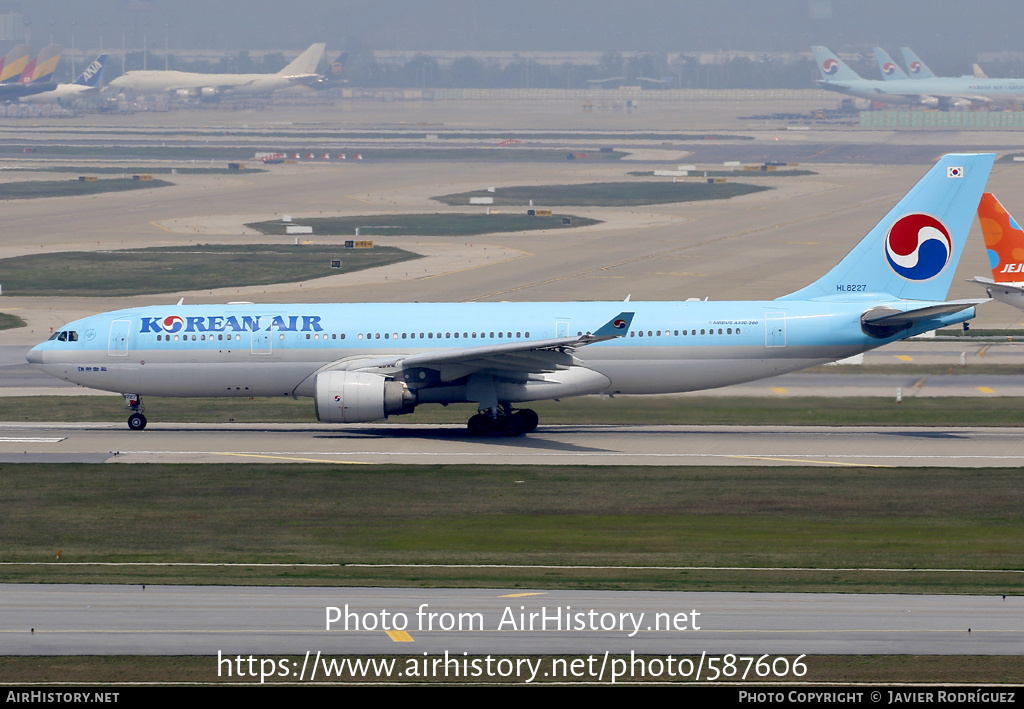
left=321, top=311, right=634, bottom=383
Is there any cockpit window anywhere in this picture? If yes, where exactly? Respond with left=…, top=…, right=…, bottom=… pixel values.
left=50, top=331, right=79, bottom=342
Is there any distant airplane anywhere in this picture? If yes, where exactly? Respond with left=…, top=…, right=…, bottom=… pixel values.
left=0, top=44, right=31, bottom=84
left=0, top=45, right=62, bottom=102
left=900, top=47, right=936, bottom=79
left=874, top=47, right=910, bottom=81
left=107, top=43, right=326, bottom=99
left=28, top=154, right=994, bottom=435
left=813, top=45, right=1024, bottom=109
left=967, top=193, right=1024, bottom=310
left=21, top=54, right=108, bottom=104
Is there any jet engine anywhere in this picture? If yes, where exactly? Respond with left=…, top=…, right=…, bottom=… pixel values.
left=314, top=371, right=416, bottom=423
left=200, top=86, right=219, bottom=98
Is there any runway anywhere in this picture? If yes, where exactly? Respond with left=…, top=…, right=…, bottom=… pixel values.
left=1, top=421, right=1022, bottom=467
left=2, top=584, right=1019, bottom=657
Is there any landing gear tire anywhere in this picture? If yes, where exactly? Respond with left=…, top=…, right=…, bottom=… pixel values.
left=127, top=413, right=147, bottom=431
left=467, top=413, right=492, bottom=437
left=500, top=414, right=524, bottom=437
left=515, top=409, right=539, bottom=433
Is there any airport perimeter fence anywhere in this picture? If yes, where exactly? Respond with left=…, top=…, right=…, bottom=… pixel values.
left=860, top=109, right=1024, bottom=129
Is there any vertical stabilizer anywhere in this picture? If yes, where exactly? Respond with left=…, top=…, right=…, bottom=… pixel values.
left=811, top=46, right=863, bottom=82
left=778, top=154, right=995, bottom=302
left=73, top=54, right=108, bottom=87
left=978, top=193, right=1024, bottom=281
left=279, top=43, right=326, bottom=76
left=874, top=47, right=910, bottom=81
left=19, top=44, right=62, bottom=84
left=0, top=44, right=31, bottom=84
left=900, top=47, right=936, bottom=79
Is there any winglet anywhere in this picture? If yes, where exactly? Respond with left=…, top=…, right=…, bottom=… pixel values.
left=585, top=312, right=634, bottom=341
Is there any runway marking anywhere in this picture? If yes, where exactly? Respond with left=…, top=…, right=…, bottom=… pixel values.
left=501, top=592, right=547, bottom=598
left=977, top=386, right=996, bottom=394
left=913, top=377, right=927, bottom=389
left=387, top=630, right=414, bottom=642
left=149, top=221, right=174, bottom=233
left=729, top=455, right=892, bottom=468
left=119, top=450, right=1024, bottom=463
left=770, top=387, right=788, bottom=395
left=977, top=345, right=991, bottom=358
left=895, top=355, right=914, bottom=362
left=422, top=247, right=533, bottom=284
left=2, top=562, right=1020, bottom=573
left=0, top=437, right=64, bottom=443
left=213, top=452, right=372, bottom=465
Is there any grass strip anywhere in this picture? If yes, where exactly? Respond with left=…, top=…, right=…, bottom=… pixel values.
left=433, top=181, right=769, bottom=206
left=0, top=178, right=172, bottom=200
left=0, top=464, right=1021, bottom=593
left=5, top=395, right=1024, bottom=426
left=0, top=312, right=25, bottom=330
left=246, top=213, right=600, bottom=237
left=628, top=169, right=816, bottom=177
left=0, top=244, right=419, bottom=297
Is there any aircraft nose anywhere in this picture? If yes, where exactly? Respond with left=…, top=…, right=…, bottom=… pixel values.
left=26, top=345, right=44, bottom=365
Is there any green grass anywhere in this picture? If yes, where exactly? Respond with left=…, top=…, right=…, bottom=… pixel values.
left=432, top=181, right=770, bottom=207
left=0, top=244, right=420, bottom=297
left=0, top=463, right=1021, bottom=593
left=246, top=213, right=600, bottom=236
left=0, top=655, right=1019, bottom=685
left=0, top=312, right=25, bottom=330
left=0, top=178, right=172, bottom=200
left=5, top=394, right=1024, bottom=426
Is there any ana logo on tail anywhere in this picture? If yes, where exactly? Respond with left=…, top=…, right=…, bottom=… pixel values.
left=885, top=214, right=951, bottom=281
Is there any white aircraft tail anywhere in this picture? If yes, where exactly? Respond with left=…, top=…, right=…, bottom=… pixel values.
left=279, top=43, right=326, bottom=76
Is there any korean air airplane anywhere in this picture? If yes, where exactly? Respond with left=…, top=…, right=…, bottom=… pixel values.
left=874, top=47, right=910, bottom=81
left=813, top=45, right=1024, bottom=109
left=967, top=192, right=1024, bottom=310
left=27, top=154, right=994, bottom=436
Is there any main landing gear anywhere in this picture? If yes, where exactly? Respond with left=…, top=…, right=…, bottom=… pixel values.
left=467, top=405, right=539, bottom=437
left=124, top=393, right=147, bottom=431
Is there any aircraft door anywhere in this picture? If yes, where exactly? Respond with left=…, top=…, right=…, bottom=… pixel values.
left=108, top=319, right=131, bottom=356
left=764, top=312, right=786, bottom=348
left=555, top=320, right=569, bottom=338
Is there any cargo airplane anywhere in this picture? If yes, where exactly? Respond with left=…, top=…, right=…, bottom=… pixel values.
left=967, top=192, right=1024, bottom=310
left=814, top=46, right=1024, bottom=109
left=107, top=43, right=325, bottom=99
left=27, top=154, right=994, bottom=435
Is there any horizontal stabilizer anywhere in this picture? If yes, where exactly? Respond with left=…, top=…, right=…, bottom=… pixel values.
left=861, top=299, right=987, bottom=338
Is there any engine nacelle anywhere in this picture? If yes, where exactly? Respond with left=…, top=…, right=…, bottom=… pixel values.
left=175, top=88, right=194, bottom=98
left=200, top=86, right=219, bottom=98
left=314, top=371, right=416, bottom=423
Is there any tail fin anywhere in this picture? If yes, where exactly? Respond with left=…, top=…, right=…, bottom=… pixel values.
left=973, top=63, right=988, bottom=79
left=0, top=44, right=31, bottom=84
left=19, top=44, right=62, bottom=84
left=779, top=153, right=995, bottom=302
left=900, top=47, right=936, bottom=79
left=73, top=54, right=108, bottom=87
left=811, top=46, right=863, bottom=82
left=279, top=43, right=325, bottom=76
left=978, top=193, right=1024, bottom=281
left=874, top=47, right=909, bottom=81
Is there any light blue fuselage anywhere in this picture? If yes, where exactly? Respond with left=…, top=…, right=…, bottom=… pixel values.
left=28, top=298, right=969, bottom=403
